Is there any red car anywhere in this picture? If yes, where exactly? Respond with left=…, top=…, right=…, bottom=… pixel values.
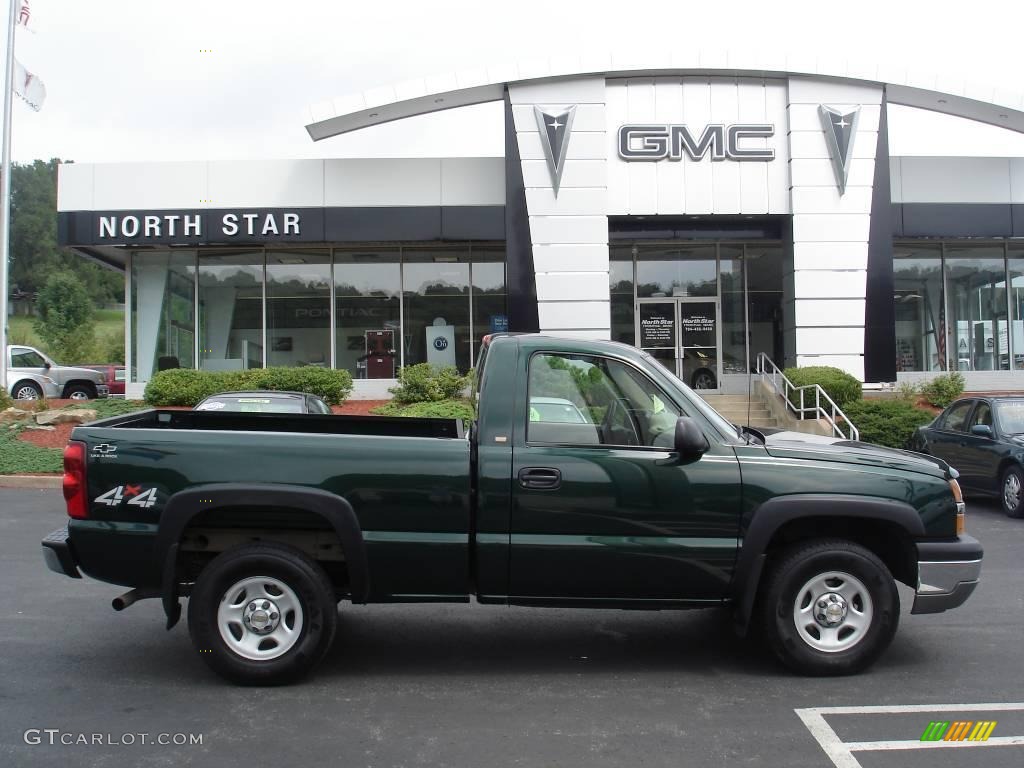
left=81, top=364, right=126, bottom=397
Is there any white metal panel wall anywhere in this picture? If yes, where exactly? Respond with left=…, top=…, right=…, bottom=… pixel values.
left=786, top=77, right=884, bottom=381
left=605, top=77, right=791, bottom=216
left=58, top=158, right=505, bottom=211
left=508, top=77, right=611, bottom=339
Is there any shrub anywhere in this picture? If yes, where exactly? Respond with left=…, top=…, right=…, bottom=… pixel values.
left=0, top=388, right=12, bottom=410
left=842, top=399, right=935, bottom=449
left=143, top=367, right=353, bottom=407
left=33, top=272, right=97, bottom=363
left=783, top=366, right=862, bottom=409
left=394, top=399, right=476, bottom=421
left=245, top=367, right=353, bottom=405
left=894, top=380, right=920, bottom=402
left=370, top=399, right=475, bottom=421
left=920, top=371, right=965, bottom=409
left=389, top=364, right=470, bottom=404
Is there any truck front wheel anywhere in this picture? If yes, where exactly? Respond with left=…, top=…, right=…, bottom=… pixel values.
left=187, top=542, right=337, bottom=685
left=759, top=539, right=899, bottom=676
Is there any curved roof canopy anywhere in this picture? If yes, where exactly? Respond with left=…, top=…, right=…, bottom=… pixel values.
left=305, top=53, right=1024, bottom=141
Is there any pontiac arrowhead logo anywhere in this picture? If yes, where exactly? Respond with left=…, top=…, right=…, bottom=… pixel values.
left=819, top=105, right=860, bottom=195
left=534, top=105, right=576, bottom=196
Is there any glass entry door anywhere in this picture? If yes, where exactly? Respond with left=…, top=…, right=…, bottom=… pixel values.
left=637, top=298, right=721, bottom=391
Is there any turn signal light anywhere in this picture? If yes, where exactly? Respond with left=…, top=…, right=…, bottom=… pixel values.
left=949, top=479, right=965, bottom=535
left=63, top=441, right=88, bottom=519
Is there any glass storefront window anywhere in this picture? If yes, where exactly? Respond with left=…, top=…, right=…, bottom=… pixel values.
left=471, top=247, right=506, bottom=365
left=402, top=248, right=471, bottom=372
left=719, top=246, right=747, bottom=375
left=945, top=246, right=1008, bottom=372
left=636, top=245, right=717, bottom=298
left=893, top=244, right=944, bottom=372
left=334, top=250, right=401, bottom=379
left=266, top=250, right=331, bottom=368
left=610, top=247, right=635, bottom=345
left=744, top=245, right=783, bottom=369
left=198, top=252, right=264, bottom=371
left=1008, top=247, right=1024, bottom=370
left=130, top=251, right=195, bottom=382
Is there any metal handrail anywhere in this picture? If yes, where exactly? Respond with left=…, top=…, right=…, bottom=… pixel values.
left=755, top=353, right=860, bottom=441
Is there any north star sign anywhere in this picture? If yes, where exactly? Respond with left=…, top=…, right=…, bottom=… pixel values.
left=97, top=211, right=302, bottom=239
left=618, top=123, right=775, bottom=162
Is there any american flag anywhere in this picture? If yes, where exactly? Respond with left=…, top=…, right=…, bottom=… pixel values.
left=17, top=1, right=30, bottom=27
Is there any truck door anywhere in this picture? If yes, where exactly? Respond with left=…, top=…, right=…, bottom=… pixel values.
left=510, top=350, right=742, bottom=603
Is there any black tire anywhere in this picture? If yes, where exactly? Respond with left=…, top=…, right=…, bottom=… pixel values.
left=187, top=542, right=337, bottom=685
left=63, top=383, right=96, bottom=400
left=759, top=539, right=899, bottom=676
left=11, top=380, right=42, bottom=400
left=1000, top=465, right=1024, bottom=518
left=691, top=368, right=717, bottom=390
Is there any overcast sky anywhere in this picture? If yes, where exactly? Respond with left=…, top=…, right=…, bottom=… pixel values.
left=6, top=0, right=1024, bottom=163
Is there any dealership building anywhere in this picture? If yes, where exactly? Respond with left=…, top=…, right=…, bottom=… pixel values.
left=56, top=59, right=1024, bottom=399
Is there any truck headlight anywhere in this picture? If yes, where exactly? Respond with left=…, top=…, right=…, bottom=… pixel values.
left=949, top=478, right=965, bottom=535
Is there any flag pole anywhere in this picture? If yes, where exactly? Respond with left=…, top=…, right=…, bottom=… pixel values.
left=0, top=0, right=17, bottom=393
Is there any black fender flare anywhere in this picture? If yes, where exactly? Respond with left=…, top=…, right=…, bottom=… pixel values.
left=731, top=494, right=924, bottom=636
left=154, top=483, right=369, bottom=629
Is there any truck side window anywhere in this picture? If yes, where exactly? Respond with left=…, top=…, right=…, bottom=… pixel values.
left=527, top=353, right=685, bottom=448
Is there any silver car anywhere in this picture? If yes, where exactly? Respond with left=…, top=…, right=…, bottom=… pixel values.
left=6, top=345, right=109, bottom=400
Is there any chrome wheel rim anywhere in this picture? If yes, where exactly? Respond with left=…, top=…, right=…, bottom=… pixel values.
left=217, top=576, right=303, bottom=661
left=69, top=391, right=90, bottom=400
left=1004, top=473, right=1020, bottom=511
left=792, top=571, right=873, bottom=653
left=14, top=385, right=39, bottom=400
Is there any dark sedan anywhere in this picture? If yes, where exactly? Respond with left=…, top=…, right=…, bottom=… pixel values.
left=195, top=391, right=333, bottom=415
left=908, top=396, right=1024, bottom=518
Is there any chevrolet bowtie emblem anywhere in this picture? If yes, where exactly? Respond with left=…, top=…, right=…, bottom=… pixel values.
left=819, top=104, right=860, bottom=195
left=534, top=105, right=577, bottom=196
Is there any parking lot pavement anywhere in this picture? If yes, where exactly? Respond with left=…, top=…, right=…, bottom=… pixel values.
left=0, top=489, right=1021, bottom=768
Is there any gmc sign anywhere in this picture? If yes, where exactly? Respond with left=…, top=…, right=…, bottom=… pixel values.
left=618, top=123, right=775, bottom=162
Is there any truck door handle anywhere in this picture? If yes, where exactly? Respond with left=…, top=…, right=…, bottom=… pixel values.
left=518, top=467, right=562, bottom=490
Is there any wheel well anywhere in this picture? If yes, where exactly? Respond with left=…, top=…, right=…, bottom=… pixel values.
left=11, top=379, right=41, bottom=393
left=763, top=516, right=917, bottom=588
left=63, top=379, right=97, bottom=394
left=176, top=506, right=350, bottom=597
left=995, top=458, right=1021, bottom=483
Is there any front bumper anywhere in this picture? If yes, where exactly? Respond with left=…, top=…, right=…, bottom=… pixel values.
left=95, top=384, right=110, bottom=398
left=911, top=535, right=982, bottom=614
left=41, top=527, right=81, bottom=579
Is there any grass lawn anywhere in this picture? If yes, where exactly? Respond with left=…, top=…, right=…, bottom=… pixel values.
left=8, top=309, right=124, bottom=363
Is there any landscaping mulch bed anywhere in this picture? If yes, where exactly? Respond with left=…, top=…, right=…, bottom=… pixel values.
left=17, top=423, right=75, bottom=450
left=332, top=400, right=388, bottom=416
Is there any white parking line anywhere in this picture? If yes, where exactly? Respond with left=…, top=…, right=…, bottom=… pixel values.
left=795, top=703, right=1024, bottom=768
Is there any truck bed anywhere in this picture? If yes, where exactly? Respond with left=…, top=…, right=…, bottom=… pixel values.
left=93, top=409, right=466, bottom=439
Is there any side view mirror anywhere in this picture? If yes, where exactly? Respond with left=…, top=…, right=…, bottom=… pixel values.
left=43, top=361, right=51, bottom=369
left=970, top=424, right=993, bottom=439
left=674, top=416, right=710, bottom=459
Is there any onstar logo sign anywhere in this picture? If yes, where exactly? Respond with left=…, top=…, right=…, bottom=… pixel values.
left=618, top=123, right=775, bottom=162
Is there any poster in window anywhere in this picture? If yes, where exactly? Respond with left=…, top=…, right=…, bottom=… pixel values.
left=679, top=303, right=716, bottom=347
left=639, top=304, right=676, bottom=348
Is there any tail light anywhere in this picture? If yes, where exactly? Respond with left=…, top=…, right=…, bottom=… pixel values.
left=63, top=440, right=88, bottom=519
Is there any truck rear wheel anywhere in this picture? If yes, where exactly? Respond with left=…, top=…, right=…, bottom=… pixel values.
left=759, top=539, right=899, bottom=676
left=187, top=542, right=337, bottom=685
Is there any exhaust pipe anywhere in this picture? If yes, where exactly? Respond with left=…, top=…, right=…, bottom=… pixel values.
left=112, top=588, right=157, bottom=611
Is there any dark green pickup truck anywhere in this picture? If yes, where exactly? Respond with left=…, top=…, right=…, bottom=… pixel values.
left=42, top=334, right=982, bottom=685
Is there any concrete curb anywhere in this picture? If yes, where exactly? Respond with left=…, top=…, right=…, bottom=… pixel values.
left=0, top=475, right=62, bottom=489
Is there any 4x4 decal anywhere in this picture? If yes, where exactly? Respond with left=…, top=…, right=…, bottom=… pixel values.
left=94, top=485, right=158, bottom=509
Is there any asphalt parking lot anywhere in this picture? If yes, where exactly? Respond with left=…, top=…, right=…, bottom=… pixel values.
left=0, top=488, right=1021, bottom=768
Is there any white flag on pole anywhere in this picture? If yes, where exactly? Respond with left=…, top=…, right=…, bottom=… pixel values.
left=13, top=59, right=45, bottom=111
left=17, top=1, right=33, bottom=31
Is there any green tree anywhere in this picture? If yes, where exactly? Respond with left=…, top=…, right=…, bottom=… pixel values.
left=33, top=272, right=96, bottom=363
left=10, top=159, right=122, bottom=305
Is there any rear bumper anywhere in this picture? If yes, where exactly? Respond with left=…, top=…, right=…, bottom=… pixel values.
left=41, top=527, right=81, bottom=579
left=911, top=535, right=982, bottom=614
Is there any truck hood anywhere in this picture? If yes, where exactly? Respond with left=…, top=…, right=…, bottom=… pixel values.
left=58, top=366, right=104, bottom=381
left=761, top=430, right=952, bottom=479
